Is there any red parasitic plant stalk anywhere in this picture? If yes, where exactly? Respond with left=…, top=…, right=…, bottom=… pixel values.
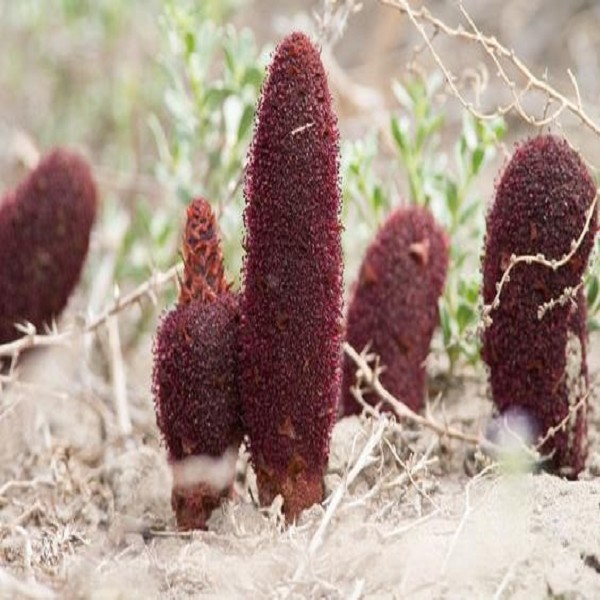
left=482, top=135, right=597, bottom=478
left=0, top=149, right=97, bottom=344
left=240, top=32, right=343, bottom=521
left=340, top=206, right=449, bottom=417
left=153, top=292, right=241, bottom=529
left=153, top=197, right=241, bottom=529
left=179, top=197, right=228, bottom=305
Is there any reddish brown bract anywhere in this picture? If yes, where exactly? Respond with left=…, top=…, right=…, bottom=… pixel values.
left=340, top=206, right=449, bottom=417
left=179, top=197, right=228, bottom=305
left=0, top=149, right=97, bottom=343
left=240, top=32, right=343, bottom=520
left=482, top=135, right=597, bottom=477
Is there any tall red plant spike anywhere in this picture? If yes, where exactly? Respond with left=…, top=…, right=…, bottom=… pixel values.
left=482, top=135, right=597, bottom=478
left=240, top=32, right=343, bottom=521
left=0, top=148, right=97, bottom=344
left=179, top=197, right=228, bottom=305
left=340, top=206, right=449, bottom=417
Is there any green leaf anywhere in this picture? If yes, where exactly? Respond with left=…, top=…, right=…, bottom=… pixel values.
left=491, top=117, right=507, bottom=141
left=462, top=113, right=478, bottom=150
left=446, top=180, right=459, bottom=217
left=457, top=302, right=475, bottom=331
left=184, top=31, right=195, bottom=56
left=471, top=147, right=485, bottom=176
left=461, top=279, right=481, bottom=304
left=241, top=65, right=264, bottom=89
left=439, top=301, right=452, bottom=346
left=587, top=274, right=600, bottom=308
left=390, top=115, right=408, bottom=155
left=427, top=113, right=445, bottom=136
left=458, top=200, right=481, bottom=226
left=588, top=317, right=600, bottom=332
left=223, top=44, right=236, bottom=76
left=372, top=185, right=385, bottom=213
left=392, top=79, right=413, bottom=110
left=237, top=103, right=255, bottom=141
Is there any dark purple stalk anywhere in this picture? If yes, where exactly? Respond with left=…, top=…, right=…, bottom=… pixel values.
left=240, top=32, right=343, bottom=521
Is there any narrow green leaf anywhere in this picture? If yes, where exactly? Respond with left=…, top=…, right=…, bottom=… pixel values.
left=471, top=147, right=485, bottom=175
left=237, top=103, right=254, bottom=141
left=392, top=79, right=413, bottom=110
left=457, top=302, right=475, bottom=331
left=446, top=180, right=459, bottom=217
left=390, top=116, right=408, bottom=155
left=587, top=274, right=600, bottom=308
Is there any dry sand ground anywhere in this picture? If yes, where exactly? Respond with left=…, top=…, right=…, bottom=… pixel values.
left=0, top=334, right=599, bottom=599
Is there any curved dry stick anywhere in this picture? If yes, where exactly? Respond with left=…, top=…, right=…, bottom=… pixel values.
left=380, top=0, right=600, bottom=137
left=343, top=342, right=495, bottom=451
left=0, top=264, right=181, bottom=359
left=482, top=191, right=598, bottom=322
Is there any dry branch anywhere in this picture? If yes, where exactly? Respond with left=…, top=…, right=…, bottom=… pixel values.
left=440, top=463, right=498, bottom=575
left=344, top=341, right=593, bottom=467
left=0, top=567, right=56, bottom=600
left=381, top=0, right=600, bottom=138
left=343, top=342, right=493, bottom=451
left=0, top=264, right=180, bottom=359
left=290, top=417, right=388, bottom=586
left=107, top=313, right=132, bottom=440
left=482, top=191, right=599, bottom=325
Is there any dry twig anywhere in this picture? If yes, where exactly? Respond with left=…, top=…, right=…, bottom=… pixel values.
left=290, top=417, right=388, bottom=586
left=0, top=264, right=180, bottom=359
left=482, top=192, right=598, bottom=325
left=106, top=313, right=132, bottom=440
left=344, top=342, right=493, bottom=450
left=0, top=567, right=55, bottom=600
left=380, top=0, right=600, bottom=137
left=440, top=463, right=498, bottom=576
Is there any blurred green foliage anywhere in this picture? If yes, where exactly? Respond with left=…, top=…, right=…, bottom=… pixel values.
left=343, top=74, right=506, bottom=374
left=0, top=0, right=164, bottom=170
left=586, top=172, right=600, bottom=332
left=149, top=0, right=268, bottom=286
left=341, top=132, right=391, bottom=284
left=587, top=272, right=600, bottom=331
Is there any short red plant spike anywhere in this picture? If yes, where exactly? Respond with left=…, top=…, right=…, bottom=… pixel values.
left=482, top=135, right=597, bottom=478
left=340, top=206, right=449, bottom=417
left=0, top=149, right=97, bottom=344
left=153, top=293, right=241, bottom=529
left=179, top=197, right=228, bottom=305
left=153, top=198, right=241, bottom=530
left=241, top=32, right=343, bottom=521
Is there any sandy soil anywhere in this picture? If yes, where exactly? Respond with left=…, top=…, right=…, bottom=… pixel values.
left=1, top=334, right=599, bottom=599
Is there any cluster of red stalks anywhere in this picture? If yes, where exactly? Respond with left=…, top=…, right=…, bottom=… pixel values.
left=151, top=34, right=597, bottom=529
left=1, top=31, right=596, bottom=532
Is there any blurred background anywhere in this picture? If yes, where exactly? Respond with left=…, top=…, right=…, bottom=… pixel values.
left=1, top=0, right=599, bottom=429
left=2, top=0, right=600, bottom=284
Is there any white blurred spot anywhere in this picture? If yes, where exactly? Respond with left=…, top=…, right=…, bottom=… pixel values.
left=171, top=446, right=238, bottom=492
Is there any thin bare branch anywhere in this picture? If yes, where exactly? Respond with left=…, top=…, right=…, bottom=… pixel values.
left=290, top=417, right=388, bottom=586
left=0, top=264, right=180, bottom=359
left=380, top=0, right=600, bottom=137
left=482, top=192, right=598, bottom=324
left=343, top=342, right=493, bottom=451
